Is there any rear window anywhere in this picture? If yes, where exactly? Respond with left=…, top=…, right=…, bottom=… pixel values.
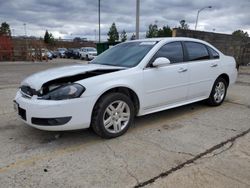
left=185, top=42, right=210, bottom=61
left=208, top=47, right=220, bottom=59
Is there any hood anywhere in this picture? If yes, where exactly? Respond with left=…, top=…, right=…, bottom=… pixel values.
left=21, top=64, right=125, bottom=90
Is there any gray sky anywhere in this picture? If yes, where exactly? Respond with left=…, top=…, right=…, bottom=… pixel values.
left=0, top=0, right=249, bottom=40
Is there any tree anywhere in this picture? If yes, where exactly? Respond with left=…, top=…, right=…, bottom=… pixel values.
left=232, top=30, right=249, bottom=38
left=130, top=33, right=136, bottom=40
left=158, top=25, right=172, bottom=37
left=73, top=37, right=81, bottom=42
left=146, top=23, right=158, bottom=38
left=179, top=20, right=189, bottom=30
left=107, top=22, right=119, bottom=42
left=146, top=23, right=172, bottom=38
left=120, top=30, right=127, bottom=42
left=49, top=33, right=55, bottom=45
left=44, top=30, right=55, bottom=45
left=0, top=22, right=11, bottom=36
left=44, top=30, right=50, bottom=43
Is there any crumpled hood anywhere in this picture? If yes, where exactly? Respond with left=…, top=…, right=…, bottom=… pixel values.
left=21, top=64, right=124, bottom=90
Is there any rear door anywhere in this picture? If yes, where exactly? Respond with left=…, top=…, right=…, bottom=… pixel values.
left=184, top=42, right=220, bottom=100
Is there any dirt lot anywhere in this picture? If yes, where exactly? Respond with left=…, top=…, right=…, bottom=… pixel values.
left=0, top=60, right=249, bottom=188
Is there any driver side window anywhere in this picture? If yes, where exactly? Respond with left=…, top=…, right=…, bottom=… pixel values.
left=150, top=42, right=184, bottom=65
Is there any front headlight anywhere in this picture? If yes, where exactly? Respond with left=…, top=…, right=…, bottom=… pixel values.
left=41, top=83, right=85, bottom=100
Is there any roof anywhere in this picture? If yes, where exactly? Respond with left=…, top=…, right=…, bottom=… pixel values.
left=130, top=37, right=206, bottom=43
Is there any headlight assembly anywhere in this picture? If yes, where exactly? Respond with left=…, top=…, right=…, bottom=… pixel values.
left=41, top=83, right=85, bottom=100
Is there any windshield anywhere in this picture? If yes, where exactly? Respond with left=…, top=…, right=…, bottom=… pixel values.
left=91, top=41, right=156, bottom=67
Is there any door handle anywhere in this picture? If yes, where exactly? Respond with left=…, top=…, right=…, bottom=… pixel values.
left=178, top=68, right=188, bottom=73
left=210, top=63, right=218, bottom=67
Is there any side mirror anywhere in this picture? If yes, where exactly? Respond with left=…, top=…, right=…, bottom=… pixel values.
left=152, top=57, right=171, bottom=67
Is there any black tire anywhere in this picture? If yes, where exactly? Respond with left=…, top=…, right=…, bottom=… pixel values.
left=206, top=77, right=228, bottom=106
left=91, top=93, right=135, bottom=138
left=86, top=55, right=89, bottom=61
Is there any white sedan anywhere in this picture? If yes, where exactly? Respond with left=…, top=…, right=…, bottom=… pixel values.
left=14, top=37, right=238, bottom=138
left=79, top=47, right=97, bottom=60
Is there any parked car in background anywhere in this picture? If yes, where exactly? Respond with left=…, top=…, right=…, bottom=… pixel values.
left=14, top=37, right=238, bottom=138
left=65, top=48, right=81, bottom=59
left=46, top=51, right=53, bottom=60
left=79, top=47, right=97, bottom=60
left=50, top=51, right=58, bottom=58
left=40, top=48, right=49, bottom=60
left=56, top=48, right=67, bottom=58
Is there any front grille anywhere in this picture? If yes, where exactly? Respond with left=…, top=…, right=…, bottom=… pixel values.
left=20, top=85, right=37, bottom=98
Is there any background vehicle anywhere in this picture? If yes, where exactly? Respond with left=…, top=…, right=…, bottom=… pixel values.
left=56, top=48, right=67, bottom=58
left=79, top=47, right=97, bottom=60
left=50, top=50, right=58, bottom=58
left=46, top=51, right=53, bottom=60
left=65, top=48, right=81, bottom=59
left=15, top=38, right=237, bottom=138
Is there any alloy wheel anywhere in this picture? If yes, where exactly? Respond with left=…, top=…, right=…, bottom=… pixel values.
left=103, top=100, right=130, bottom=134
left=214, top=81, right=225, bottom=103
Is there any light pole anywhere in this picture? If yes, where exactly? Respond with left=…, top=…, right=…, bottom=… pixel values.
left=94, top=29, right=97, bottom=41
left=23, top=23, right=27, bottom=36
left=195, top=6, right=212, bottom=30
left=23, top=23, right=28, bottom=60
left=98, top=0, right=101, bottom=43
left=136, top=0, right=140, bottom=39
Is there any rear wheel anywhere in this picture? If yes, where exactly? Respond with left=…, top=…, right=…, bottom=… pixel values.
left=206, top=77, right=227, bottom=106
left=91, top=93, right=135, bottom=138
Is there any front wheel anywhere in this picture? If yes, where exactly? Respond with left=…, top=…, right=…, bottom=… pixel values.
left=91, top=93, right=135, bottom=138
left=206, top=77, right=228, bottom=106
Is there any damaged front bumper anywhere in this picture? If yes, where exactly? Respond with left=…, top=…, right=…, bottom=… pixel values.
left=14, top=90, right=96, bottom=131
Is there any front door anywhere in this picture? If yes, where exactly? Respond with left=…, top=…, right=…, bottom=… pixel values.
left=142, top=42, right=189, bottom=112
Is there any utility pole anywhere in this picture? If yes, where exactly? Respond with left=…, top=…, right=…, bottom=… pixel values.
left=136, top=0, right=140, bottom=39
left=98, top=0, right=101, bottom=43
left=23, top=23, right=28, bottom=60
left=12, top=29, right=15, bottom=37
left=94, top=29, right=97, bottom=41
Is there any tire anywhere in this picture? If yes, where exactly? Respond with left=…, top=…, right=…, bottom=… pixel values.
left=91, top=93, right=135, bottom=138
left=206, top=77, right=228, bottom=106
left=86, top=55, right=89, bottom=61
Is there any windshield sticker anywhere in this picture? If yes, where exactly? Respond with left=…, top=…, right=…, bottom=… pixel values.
left=139, top=41, right=156, bottom=45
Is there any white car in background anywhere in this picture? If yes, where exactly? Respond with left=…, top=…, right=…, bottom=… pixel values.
left=14, top=37, right=237, bottom=138
left=56, top=48, right=67, bottom=58
left=79, top=47, right=97, bottom=60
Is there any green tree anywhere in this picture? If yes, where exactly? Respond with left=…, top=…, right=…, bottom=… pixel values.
left=107, top=22, right=119, bottom=42
left=179, top=20, right=189, bottom=30
left=130, top=33, right=136, bottom=40
left=158, top=25, right=172, bottom=37
left=49, top=33, right=55, bottom=45
left=44, top=30, right=55, bottom=45
left=0, top=22, right=11, bottom=36
left=120, top=29, right=127, bottom=42
left=146, top=23, right=158, bottom=38
left=44, top=30, right=50, bottom=43
left=232, top=30, right=249, bottom=37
